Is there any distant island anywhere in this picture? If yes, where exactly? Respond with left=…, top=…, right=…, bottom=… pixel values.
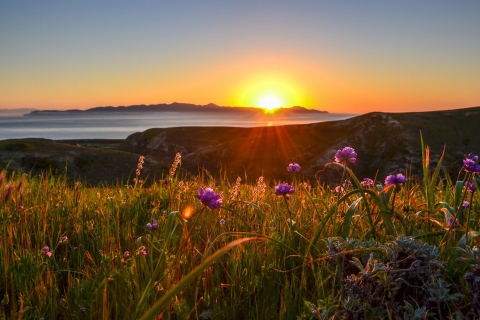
left=24, top=103, right=327, bottom=116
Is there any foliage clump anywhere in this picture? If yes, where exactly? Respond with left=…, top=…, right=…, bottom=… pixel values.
left=306, top=236, right=469, bottom=319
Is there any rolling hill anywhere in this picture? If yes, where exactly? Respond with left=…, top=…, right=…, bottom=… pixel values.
left=1, top=106, right=479, bottom=185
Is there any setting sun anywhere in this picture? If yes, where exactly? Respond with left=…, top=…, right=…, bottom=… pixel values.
left=258, top=95, right=282, bottom=110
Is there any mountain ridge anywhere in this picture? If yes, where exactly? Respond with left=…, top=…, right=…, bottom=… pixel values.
left=24, top=102, right=327, bottom=116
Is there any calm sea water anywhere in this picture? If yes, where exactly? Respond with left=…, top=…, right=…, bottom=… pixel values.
left=0, top=112, right=356, bottom=140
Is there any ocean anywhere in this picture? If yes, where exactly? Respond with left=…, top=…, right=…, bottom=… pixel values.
left=0, top=111, right=356, bottom=140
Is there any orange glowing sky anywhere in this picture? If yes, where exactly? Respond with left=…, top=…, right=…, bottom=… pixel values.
left=1, top=1, right=479, bottom=114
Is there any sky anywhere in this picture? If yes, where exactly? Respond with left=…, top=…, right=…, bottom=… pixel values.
left=1, top=1, right=479, bottom=114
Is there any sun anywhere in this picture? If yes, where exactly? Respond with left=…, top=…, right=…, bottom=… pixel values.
left=258, top=95, right=282, bottom=111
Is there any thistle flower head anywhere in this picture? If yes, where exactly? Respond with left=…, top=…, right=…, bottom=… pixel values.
left=465, top=181, right=476, bottom=193
left=44, top=246, right=52, bottom=257
left=197, top=187, right=223, bottom=209
left=385, top=173, right=407, bottom=186
left=334, top=147, right=357, bottom=165
left=463, top=154, right=480, bottom=173
left=287, top=163, right=301, bottom=172
left=146, top=218, right=158, bottom=230
left=360, top=178, right=374, bottom=188
left=335, top=180, right=352, bottom=193
left=275, top=183, right=295, bottom=198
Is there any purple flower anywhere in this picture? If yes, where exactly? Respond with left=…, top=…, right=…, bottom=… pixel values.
left=465, top=182, right=476, bottom=193
left=197, top=187, right=223, bottom=209
left=462, top=201, right=470, bottom=209
left=287, top=163, right=301, bottom=172
left=334, top=147, right=357, bottom=165
left=146, top=218, right=158, bottom=230
left=80, top=307, right=87, bottom=313
left=334, top=180, right=351, bottom=193
left=464, top=155, right=480, bottom=173
left=44, top=246, right=52, bottom=258
left=124, top=251, right=130, bottom=257
left=219, top=219, right=226, bottom=225
left=360, top=178, right=374, bottom=188
left=384, top=173, right=407, bottom=186
left=448, top=217, right=454, bottom=228
left=275, top=183, right=295, bottom=199
left=466, top=153, right=479, bottom=162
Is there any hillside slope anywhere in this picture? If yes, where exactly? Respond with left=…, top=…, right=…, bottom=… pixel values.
left=120, top=106, right=480, bottom=183
left=1, top=107, right=479, bottom=185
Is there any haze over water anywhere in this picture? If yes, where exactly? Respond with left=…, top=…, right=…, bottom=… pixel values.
left=0, top=112, right=355, bottom=140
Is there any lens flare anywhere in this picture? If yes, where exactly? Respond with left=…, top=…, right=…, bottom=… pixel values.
left=182, top=204, right=194, bottom=219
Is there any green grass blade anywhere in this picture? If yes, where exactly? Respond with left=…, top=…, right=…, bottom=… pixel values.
left=457, top=231, right=480, bottom=248
left=138, top=237, right=266, bottom=320
left=341, top=197, right=362, bottom=239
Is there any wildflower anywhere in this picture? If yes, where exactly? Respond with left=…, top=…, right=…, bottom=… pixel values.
left=287, top=163, right=301, bottom=172
left=138, top=246, right=147, bottom=256
left=73, top=247, right=78, bottom=251
left=80, top=307, right=87, bottom=313
left=462, top=201, right=470, bottom=209
left=44, top=246, right=52, bottom=258
left=134, top=155, right=145, bottom=186
left=447, top=217, right=455, bottom=229
left=334, top=147, right=357, bottom=165
left=360, top=178, right=374, bottom=188
left=61, top=236, right=68, bottom=243
left=229, top=177, right=241, bottom=200
left=465, top=153, right=479, bottom=162
left=334, top=180, right=351, bottom=193
left=253, top=176, right=266, bottom=199
left=220, top=219, right=226, bottom=225
left=275, top=183, right=295, bottom=199
left=197, top=187, right=223, bottom=209
left=385, top=173, right=407, bottom=186
left=124, top=251, right=130, bottom=257
left=463, top=154, right=480, bottom=173
left=465, top=181, right=476, bottom=193
left=169, top=152, right=182, bottom=181
left=146, top=218, right=158, bottom=230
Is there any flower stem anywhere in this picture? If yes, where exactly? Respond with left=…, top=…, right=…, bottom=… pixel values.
left=390, top=189, right=397, bottom=216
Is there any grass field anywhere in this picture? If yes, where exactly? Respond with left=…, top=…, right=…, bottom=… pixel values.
left=1, top=141, right=480, bottom=319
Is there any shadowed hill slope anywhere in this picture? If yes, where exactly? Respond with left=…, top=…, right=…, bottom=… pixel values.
left=1, top=107, right=479, bottom=185
left=120, top=106, right=480, bottom=183
left=0, top=139, right=148, bottom=185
